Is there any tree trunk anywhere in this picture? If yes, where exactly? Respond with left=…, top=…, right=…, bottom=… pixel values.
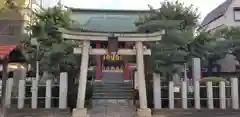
left=207, top=59, right=214, bottom=77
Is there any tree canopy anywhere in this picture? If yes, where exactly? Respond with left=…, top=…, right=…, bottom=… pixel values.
left=136, top=0, right=214, bottom=77
left=213, top=26, right=240, bottom=61
left=136, top=0, right=199, bottom=31
left=22, top=3, right=80, bottom=79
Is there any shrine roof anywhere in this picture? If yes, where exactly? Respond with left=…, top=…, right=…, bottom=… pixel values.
left=0, top=11, right=28, bottom=63
left=0, top=45, right=28, bottom=63
left=68, top=7, right=151, bottom=13
left=67, top=7, right=151, bottom=33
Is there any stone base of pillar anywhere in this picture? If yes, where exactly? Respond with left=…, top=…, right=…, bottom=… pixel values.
left=72, top=108, right=89, bottom=117
left=136, top=108, right=152, bottom=117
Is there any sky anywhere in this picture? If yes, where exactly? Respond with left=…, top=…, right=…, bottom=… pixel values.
left=39, top=0, right=226, bottom=21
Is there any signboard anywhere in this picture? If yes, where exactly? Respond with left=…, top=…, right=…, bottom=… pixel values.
left=0, top=11, right=23, bottom=44
left=102, top=54, right=123, bottom=70
left=108, top=36, right=118, bottom=53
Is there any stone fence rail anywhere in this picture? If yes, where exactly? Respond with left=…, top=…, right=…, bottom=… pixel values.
left=3, top=72, right=68, bottom=109
left=153, top=77, right=239, bottom=109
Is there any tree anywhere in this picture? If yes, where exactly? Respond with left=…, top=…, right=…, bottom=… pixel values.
left=213, top=26, right=240, bottom=62
left=136, top=0, right=199, bottom=31
left=22, top=3, right=80, bottom=80
left=214, top=27, right=240, bottom=54
left=135, top=0, right=210, bottom=79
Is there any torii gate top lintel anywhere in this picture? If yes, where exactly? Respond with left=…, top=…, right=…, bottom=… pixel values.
left=60, top=28, right=165, bottom=42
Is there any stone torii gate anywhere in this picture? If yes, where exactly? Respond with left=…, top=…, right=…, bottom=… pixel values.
left=61, top=29, right=164, bottom=117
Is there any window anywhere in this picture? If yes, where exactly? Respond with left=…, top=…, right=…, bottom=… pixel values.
left=234, top=7, right=240, bottom=21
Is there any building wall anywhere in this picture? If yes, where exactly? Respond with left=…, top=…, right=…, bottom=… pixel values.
left=21, top=0, right=37, bottom=34
left=224, top=0, right=240, bottom=27
left=202, top=0, right=240, bottom=72
left=216, top=0, right=240, bottom=72
left=203, top=16, right=226, bottom=31
left=204, top=0, right=240, bottom=31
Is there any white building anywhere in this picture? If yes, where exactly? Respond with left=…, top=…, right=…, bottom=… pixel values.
left=201, top=0, right=240, bottom=31
left=201, top=0, right=240, bottom=72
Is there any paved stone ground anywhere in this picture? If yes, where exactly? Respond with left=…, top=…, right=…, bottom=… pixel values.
left=152, top=109, right=240, bottom=117
left=88, top=100, right=136, bottom=117
left=5, top=108, right=71, bottom=117
left=153, top=114, right=240, bottom=117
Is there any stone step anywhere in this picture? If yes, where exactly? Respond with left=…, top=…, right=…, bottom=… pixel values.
left=94, top=86, right=133, bottom=89
left=94, top=88, right=133, bottom=92
left=94, top=92, right=132, bottom=95
left=91, top=99, right=134, bottom=105
left=94, top=86, right=132, bottom=90
left=94, top=87, right=132, bottom=90
left=93, top=92, right=132, bottom=96
left=93, top=88, right=133, bottom=93
left=94, top=81, right=132, bottom=85
left=93, top=81, right=133, bottom=100
left=94, top=82, right=133, bottom=86
left=94, top=85, right=132, bottom=87
left=101, top=72, right=124, bottom=82
left=92, top=95, right=132, bottom=99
